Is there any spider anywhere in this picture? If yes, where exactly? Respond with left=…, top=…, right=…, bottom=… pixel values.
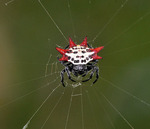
left=56, top=37, right=104, bottom=87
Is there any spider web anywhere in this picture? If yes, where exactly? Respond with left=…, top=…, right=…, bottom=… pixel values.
left=0, top=0, right=150, bottom=129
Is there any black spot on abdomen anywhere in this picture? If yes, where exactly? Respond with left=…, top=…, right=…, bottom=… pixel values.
left=73, top=51, right=78, bottom=54
left=68, top=56, right=71, bottom=60
left=74, top=60, right=79, bottom=63
left=81, top=60, right=86, bottom=63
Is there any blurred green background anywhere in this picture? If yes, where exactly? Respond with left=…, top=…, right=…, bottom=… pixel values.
left=0, top=0, right=150, bottom=129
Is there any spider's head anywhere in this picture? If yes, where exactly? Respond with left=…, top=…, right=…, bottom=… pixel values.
left=56, top=37, right=104, bottom=65
left=73, top=65, right=86, bottom=75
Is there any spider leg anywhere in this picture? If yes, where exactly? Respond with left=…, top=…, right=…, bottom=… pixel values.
left=65, top=68, right=76, bottom=82
left=87, top=43, right=92, bottom=48
left=82, top=66, right=99, bottom=84
left=64, top=45, right=69, bottom=49
left=57, top=56, right=60, bottom=61
left=93, top=66, right=99, bottom=84
left=88, top=60, right=98, bottom=65
left=60, top=69, right=66, bottom=87
left=82, top=68, right=95, bottom=82
left=82, top=70, right=88, bottom=77
left=87, top=60, right=98, bottom=67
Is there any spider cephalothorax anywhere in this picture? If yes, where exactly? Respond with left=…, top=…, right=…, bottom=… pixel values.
left=56, top=37, right=104, bottom=87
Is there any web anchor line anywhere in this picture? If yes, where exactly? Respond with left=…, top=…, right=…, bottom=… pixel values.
left=5, top=0, right=15, bottom=6
left=22, top=84, right=61, bottom=129
left=91, top=0, right=129, bottom=43
left=1, top=70, right=58, bottom=90
left=40, top=89, right=65, bottom=129
left=38, top=0, right=68, bottom=43
left=100, top=76, right=150, bottom=107
left=93, top=89, right=116, bottom=129
left=67, top=0, right=76, bottom=39
left=86, top=90, right=99, bottom=129
left=65, top=88, right=74, bottom=129
left=103, top=40, right=150, bottom=56
left=104, top=11, right=150, bottom=47
left=99, top=91, right=134, bottom=129
left=80, top=86, right=84, bottom=129
left=0, top=76, right=60, bottom=109
left=93, top=86, right=134, bottom=129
